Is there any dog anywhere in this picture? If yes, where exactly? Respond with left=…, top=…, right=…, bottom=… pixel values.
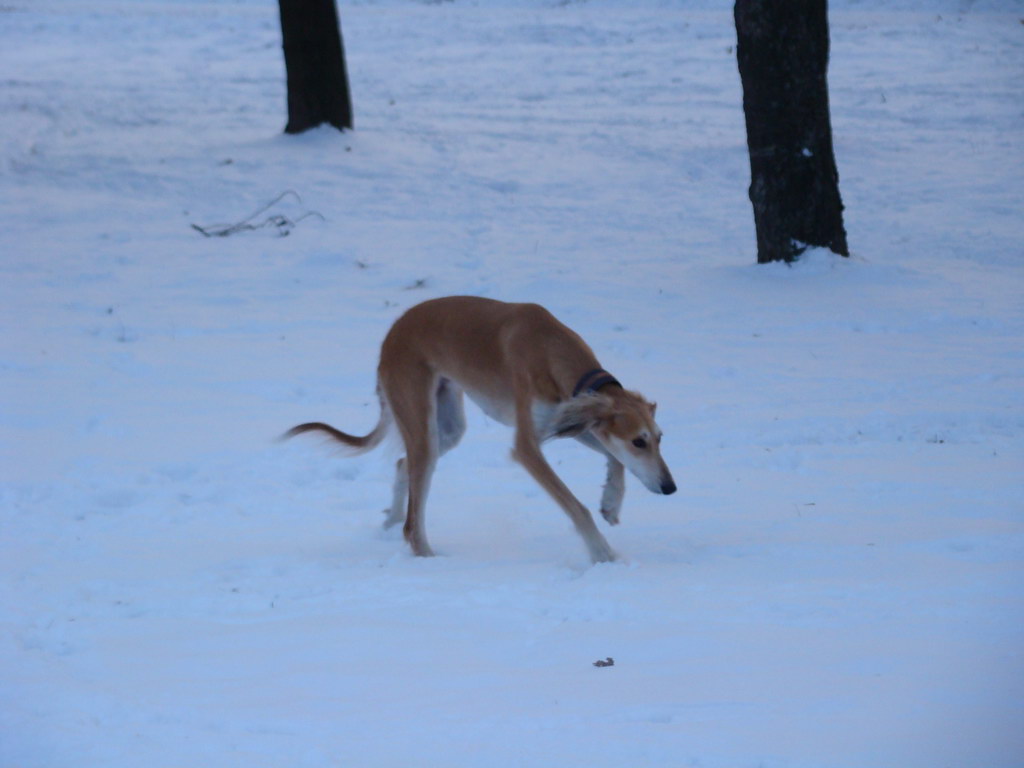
left=284, top=296, right=675, bottom=563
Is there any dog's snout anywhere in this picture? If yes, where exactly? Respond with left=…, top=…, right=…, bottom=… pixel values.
left=660, top=478, right=677, bottom=495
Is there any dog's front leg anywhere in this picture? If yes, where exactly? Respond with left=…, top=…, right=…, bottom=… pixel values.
left=512, top=404, right=615, bottom=563
left=572, top=433, right=625, bottom=526
left=600, top=458, right=625, bottom=526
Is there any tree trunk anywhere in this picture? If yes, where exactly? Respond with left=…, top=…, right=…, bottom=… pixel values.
left=734, top=0, right=848, bottom=264
left=279, top=0, right=353, bottom=134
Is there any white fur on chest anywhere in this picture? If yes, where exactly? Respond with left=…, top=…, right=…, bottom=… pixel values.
left=463, top=389, right=515, bottom=426
left=530, top=401, right=559, bottom=436
left=463, top=389, right=557, bottom=436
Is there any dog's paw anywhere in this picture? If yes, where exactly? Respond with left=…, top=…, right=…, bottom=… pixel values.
left=600, top=507, right=620, bottom=526
left=588, top=539, right=617, bottom=564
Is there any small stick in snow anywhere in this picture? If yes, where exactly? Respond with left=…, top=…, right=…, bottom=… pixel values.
left=191, top=190, right=324, bottom=238
left=593, top=657, right=615, bottom=668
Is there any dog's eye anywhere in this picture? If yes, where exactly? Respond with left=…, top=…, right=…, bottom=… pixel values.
left=632, top=438, right=648, bottom=449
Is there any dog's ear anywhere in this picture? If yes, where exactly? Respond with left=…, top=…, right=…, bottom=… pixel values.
left=552, top=419, right=590, bottom=439
left=648, top=401, right=657, bottom=417
left=548, top=394, right=612, bottom=439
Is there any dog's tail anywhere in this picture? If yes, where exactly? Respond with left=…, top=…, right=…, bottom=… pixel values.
left=282, top=391, right=391, bottom=456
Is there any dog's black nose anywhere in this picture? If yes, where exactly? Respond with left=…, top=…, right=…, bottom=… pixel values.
left=661, top=479, right=677, bottom=495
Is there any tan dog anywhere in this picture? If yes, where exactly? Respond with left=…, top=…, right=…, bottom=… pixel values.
left=285, top=296, right=675, bottom=563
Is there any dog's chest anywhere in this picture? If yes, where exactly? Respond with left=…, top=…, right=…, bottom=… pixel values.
left=530, top=401, right=558, bottom=435
left=463, top=390, right=555, bottom=434
left=463, top=389, right=515, bottom=426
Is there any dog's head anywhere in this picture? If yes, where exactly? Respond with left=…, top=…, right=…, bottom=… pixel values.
left=551, top=390, right=676, bottom=496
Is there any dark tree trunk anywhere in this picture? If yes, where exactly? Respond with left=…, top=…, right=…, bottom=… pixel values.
left=279, top=0, right=353, bottom=134
left=734, top=0, right=848, bottom=264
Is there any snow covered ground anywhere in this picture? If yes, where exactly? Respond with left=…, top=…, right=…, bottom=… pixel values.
left=2, top=1, right=1023, bottom=766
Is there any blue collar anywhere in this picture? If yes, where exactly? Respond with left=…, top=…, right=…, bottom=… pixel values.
left=572, top=368, right=622, bottom=398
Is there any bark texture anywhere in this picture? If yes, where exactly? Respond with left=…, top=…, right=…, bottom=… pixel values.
left=735, top=0, right=848, bottom=263
left=279, top=0, right=353, bottom=134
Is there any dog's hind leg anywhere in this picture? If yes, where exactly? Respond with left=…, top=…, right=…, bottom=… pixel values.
left=381, top=366, right=439, bottom=557
left=382, top=379, right=464, bottom=532
left=402, top=435, right=438, bottom=557
left=435, top=378, right=467, bottom=456
left=382, top=457, right=408, bottom=530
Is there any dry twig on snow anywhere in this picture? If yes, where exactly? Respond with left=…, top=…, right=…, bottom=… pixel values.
left=191, top=190, right=324, bottom=238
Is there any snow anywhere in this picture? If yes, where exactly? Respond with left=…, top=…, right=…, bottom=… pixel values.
left=2, top=1, right=1023, bottom=766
